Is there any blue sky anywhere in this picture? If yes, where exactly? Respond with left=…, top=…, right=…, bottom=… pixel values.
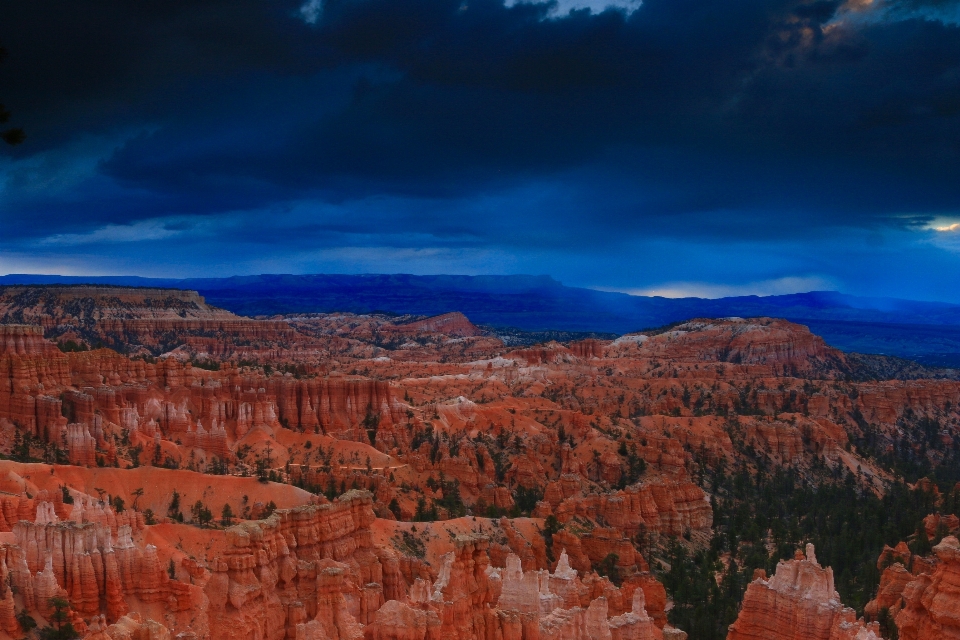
left=2, top=0, right=960, bottom=300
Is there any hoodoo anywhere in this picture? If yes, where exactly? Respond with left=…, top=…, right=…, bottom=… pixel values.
left=727, top=545, right=881, bottom=640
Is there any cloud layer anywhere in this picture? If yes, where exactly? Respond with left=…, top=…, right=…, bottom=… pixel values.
left=1, top=0, right=959, bottom=299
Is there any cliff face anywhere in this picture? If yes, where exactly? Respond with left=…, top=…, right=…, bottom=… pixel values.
left=0, top=286, right=297, bottom=359
left=206, top=491, right=384, bottom=640
left=389, top=313, right=482, bottom=338
left=0, top=323, right=717, bottom=555
left=6, top=304, right=960, bottom=504
left=864, top=539, right=933, bottom=622
left=727, top=545, right=880, bottom=640
left=607, top=318, right=843, bottom=376
left=0, top=488, right=382, bottom=640
left=895, top=535, right=960, bottom=640
left=1, top=323, right=66, bottom=358
left=0, top=325, right=72, bottom=441
left=0, top=287, right=500, bottom=363
left=865, top=561, right=914, bottom=620
left=267, top=375, right=400, bottom=436
left=544, top=480, right=712, bottom=538
left=0, top=336, right=402, bottom=468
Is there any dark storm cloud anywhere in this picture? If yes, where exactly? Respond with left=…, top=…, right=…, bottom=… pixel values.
left=0, top=0, right=959, bottom=278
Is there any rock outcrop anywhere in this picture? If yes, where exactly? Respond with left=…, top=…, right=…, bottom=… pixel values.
left=206, top=491, right=384, bottom=640
left=0, top=487, right=216, bottom=639
left=366, top=547, right=671, bottom=640
left=389, top=313, right=482, bottom=338
left=548, top=480, right=712, bottom=537
left=727, top=545, right=881, bottom=640
left=0, top=286, right=297, bottom=359
left=605, top=318, right=842, bottom=376
left=896, top=535, right=960, bottom=640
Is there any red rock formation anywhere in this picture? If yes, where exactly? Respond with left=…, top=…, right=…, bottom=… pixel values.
left=101, top=613, right=174, bottom=640
left=508, top=343, right=577, bottom=367
left=269, top=375, right=401, bottom=438
left=727, top=545, right=881, bottom=640
left=568, top=340, right=604, bottom=360
left=8, top=294, right=960, bottom=640
left=0, top=324, right=407, bottom=469
left=876, top=541, right=915, bottom=573
left=206, top=491, right=384, bottom=640
left=864, top=562, right=913, bottom=620
left=896, top=535, right=960, bottom=640
left=924, top=513, right=960, bottom=538
left=0, top=323, right=64, bottom=357
left=495, top=550, right=666, bottom=640
left=607, top=318, right=842, bottom=375
left=429, top=536, right=498, bottom=640
left=366, top=546, right=671, bottom=640
left=0, top=570, right=23, bottom=637
left=65, top=422, right=98, bottom=466
left=390, top=313, right=482, bottom=338
left=0, top=488, right=214, bottom=639
left=0, top=325, right=71, bottom=439
left=864, top=539, right=936, bottom=621
left=551, top=480, right=712, bottom=537
left=9, top=510, right=165, bottom=615
left=0, top=286, right=298, bottom=358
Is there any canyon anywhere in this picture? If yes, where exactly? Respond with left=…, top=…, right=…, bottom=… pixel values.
left=0, top=286, right=959, bottom=640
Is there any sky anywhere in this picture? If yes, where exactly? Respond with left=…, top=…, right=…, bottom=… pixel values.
left=2, top=0, right=960, bottom=300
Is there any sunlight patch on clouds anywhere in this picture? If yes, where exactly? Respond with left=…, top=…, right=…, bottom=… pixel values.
left=833, top=0, right=960, bottom=26
left=597, top=276, right=836, bottom=299
left=926, top=217, right=960, bottom=252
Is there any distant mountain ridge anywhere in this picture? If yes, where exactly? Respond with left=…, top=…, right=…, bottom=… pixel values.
left=4, top=273, right=960, bottom=365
